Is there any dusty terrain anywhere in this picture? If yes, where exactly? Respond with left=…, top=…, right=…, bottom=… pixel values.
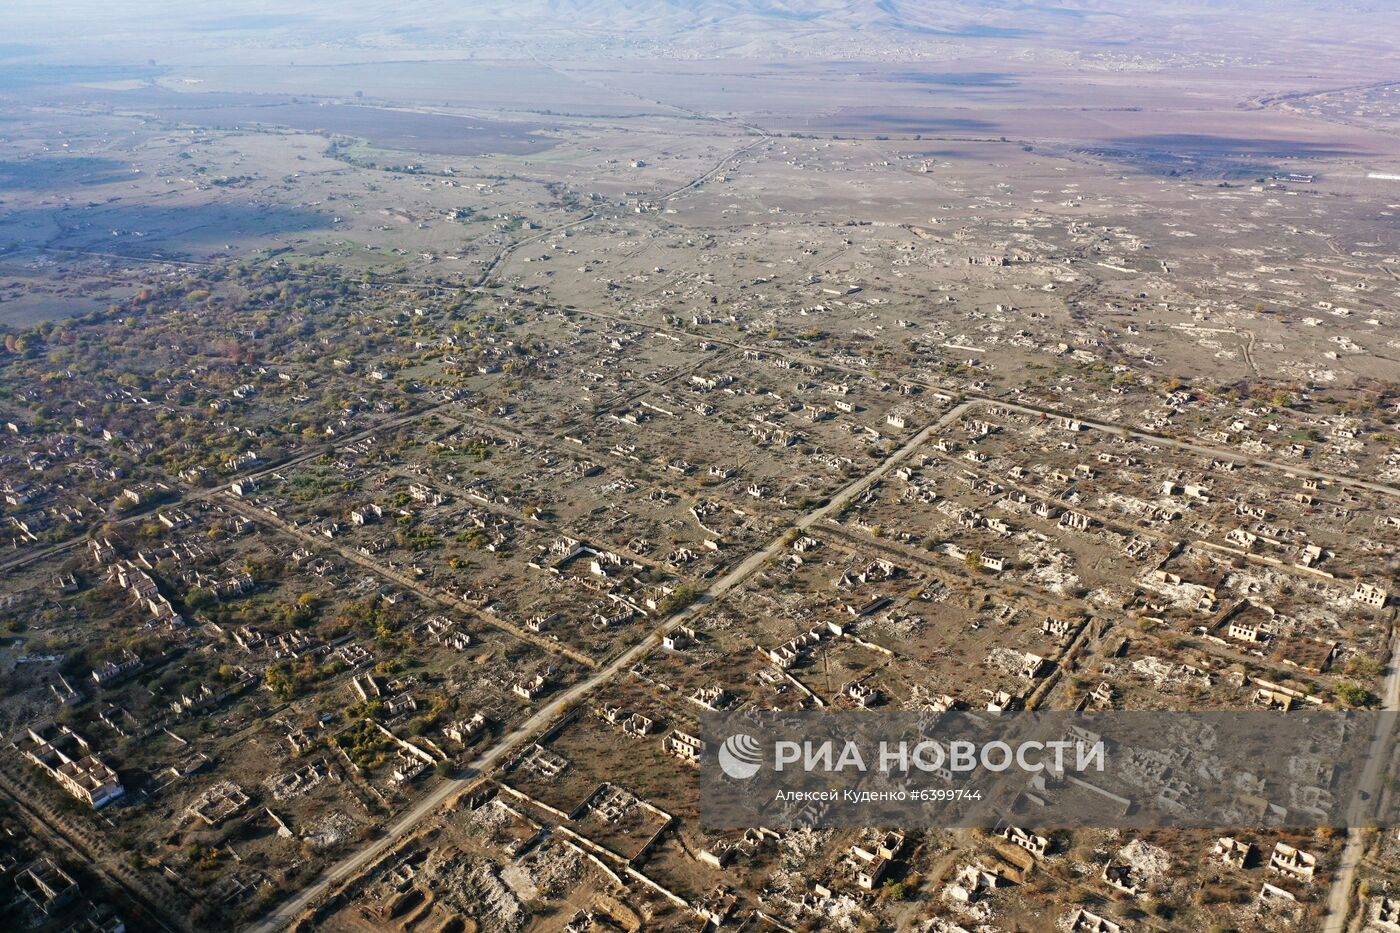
left=1, top=4, right=1398, bottom=932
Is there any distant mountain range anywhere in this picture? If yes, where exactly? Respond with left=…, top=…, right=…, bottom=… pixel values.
left=10, top=0, right=1400, bottom=64
left=371, top=0, right=1113, bottom=43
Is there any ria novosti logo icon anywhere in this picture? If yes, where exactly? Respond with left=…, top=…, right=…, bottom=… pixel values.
left=718, top=733, right=763, bottom=779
